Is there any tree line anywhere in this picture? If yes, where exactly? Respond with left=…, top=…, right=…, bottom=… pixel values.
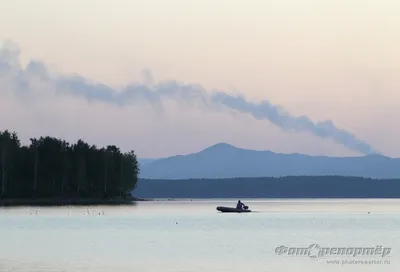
left=0, top=130, right=139, bottom=200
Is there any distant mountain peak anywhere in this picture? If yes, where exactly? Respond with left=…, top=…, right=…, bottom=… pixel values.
left=139, top=142, right=400, bottom=179
left=200, top=142, right=239, bottom=153
left=208, top=142, right=236, bottom=149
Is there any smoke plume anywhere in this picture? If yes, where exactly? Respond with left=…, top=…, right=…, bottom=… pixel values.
left=0, top=40, right=377, bottom=155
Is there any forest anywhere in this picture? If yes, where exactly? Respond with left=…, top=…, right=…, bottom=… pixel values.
left=0, top=130, right=139, bottom=203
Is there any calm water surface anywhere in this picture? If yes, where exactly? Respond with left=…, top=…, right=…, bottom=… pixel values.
left=1, top=199, right=400, bottom=272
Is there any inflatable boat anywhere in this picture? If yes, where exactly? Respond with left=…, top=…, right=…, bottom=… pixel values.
left=216, top=206, right=251, bottom=213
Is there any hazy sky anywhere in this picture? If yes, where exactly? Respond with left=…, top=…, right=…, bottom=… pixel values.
left=0, top=0, right=399, bottom=158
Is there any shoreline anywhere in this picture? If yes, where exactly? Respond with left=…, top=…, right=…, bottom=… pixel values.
left=0, top=197, right=151, bottom=207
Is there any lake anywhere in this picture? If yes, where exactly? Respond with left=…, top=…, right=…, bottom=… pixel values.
left=0, top=199, right=399, bottom=271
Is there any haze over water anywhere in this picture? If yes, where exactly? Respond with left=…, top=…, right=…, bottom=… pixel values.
left=0, top=199, right=399, bottom=272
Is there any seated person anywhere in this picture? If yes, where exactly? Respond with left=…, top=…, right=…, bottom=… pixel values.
left=236, top=200, right=246, bottom=210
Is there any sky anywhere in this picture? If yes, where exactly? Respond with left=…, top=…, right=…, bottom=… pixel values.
left=0, top=0, right=399, bottom=158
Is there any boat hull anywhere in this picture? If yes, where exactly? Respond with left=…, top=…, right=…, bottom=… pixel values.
left=216, top=206, right=251, bottom=213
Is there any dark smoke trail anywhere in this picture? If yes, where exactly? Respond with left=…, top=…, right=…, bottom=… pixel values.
left=0, top=41, right=378, bottom=155
left=54, top=76, right=380, bottom=155
left=211, top=92, right=377, bottom=155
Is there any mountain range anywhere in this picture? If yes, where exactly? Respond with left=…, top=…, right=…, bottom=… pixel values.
left=138, top=143, right=400, bottom=179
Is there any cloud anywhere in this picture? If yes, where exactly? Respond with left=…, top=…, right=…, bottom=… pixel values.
left=0, top=40, right=378, bottom=155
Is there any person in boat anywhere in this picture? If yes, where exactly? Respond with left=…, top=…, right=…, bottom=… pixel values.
left=236, top=200, right=246, bottom=210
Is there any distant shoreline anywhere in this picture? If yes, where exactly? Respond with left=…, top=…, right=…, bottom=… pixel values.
left=0, top=197, right=150, bottom=207
left=134, top=176, right=400, bottom=199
